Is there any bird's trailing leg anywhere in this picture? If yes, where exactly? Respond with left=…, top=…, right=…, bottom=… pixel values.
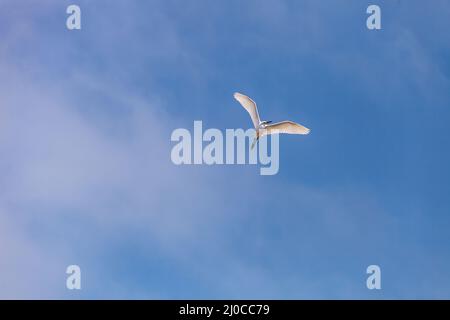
left=251, top=136, right=258, bottom=150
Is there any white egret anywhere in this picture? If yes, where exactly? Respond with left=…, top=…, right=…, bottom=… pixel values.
left=233, top=92, right=310, bottom=149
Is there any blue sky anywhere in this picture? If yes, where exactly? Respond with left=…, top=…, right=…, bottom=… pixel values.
left=1, top=0, right=450, bottom=299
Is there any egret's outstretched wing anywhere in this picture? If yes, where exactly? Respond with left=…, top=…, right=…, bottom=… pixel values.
left=233, top=92, right=261, bottom=129
left=262, top=121, right=310, bottom=136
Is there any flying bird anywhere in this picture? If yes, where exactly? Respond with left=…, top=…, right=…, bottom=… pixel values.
left=233, top=92, right=310, bottom=149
